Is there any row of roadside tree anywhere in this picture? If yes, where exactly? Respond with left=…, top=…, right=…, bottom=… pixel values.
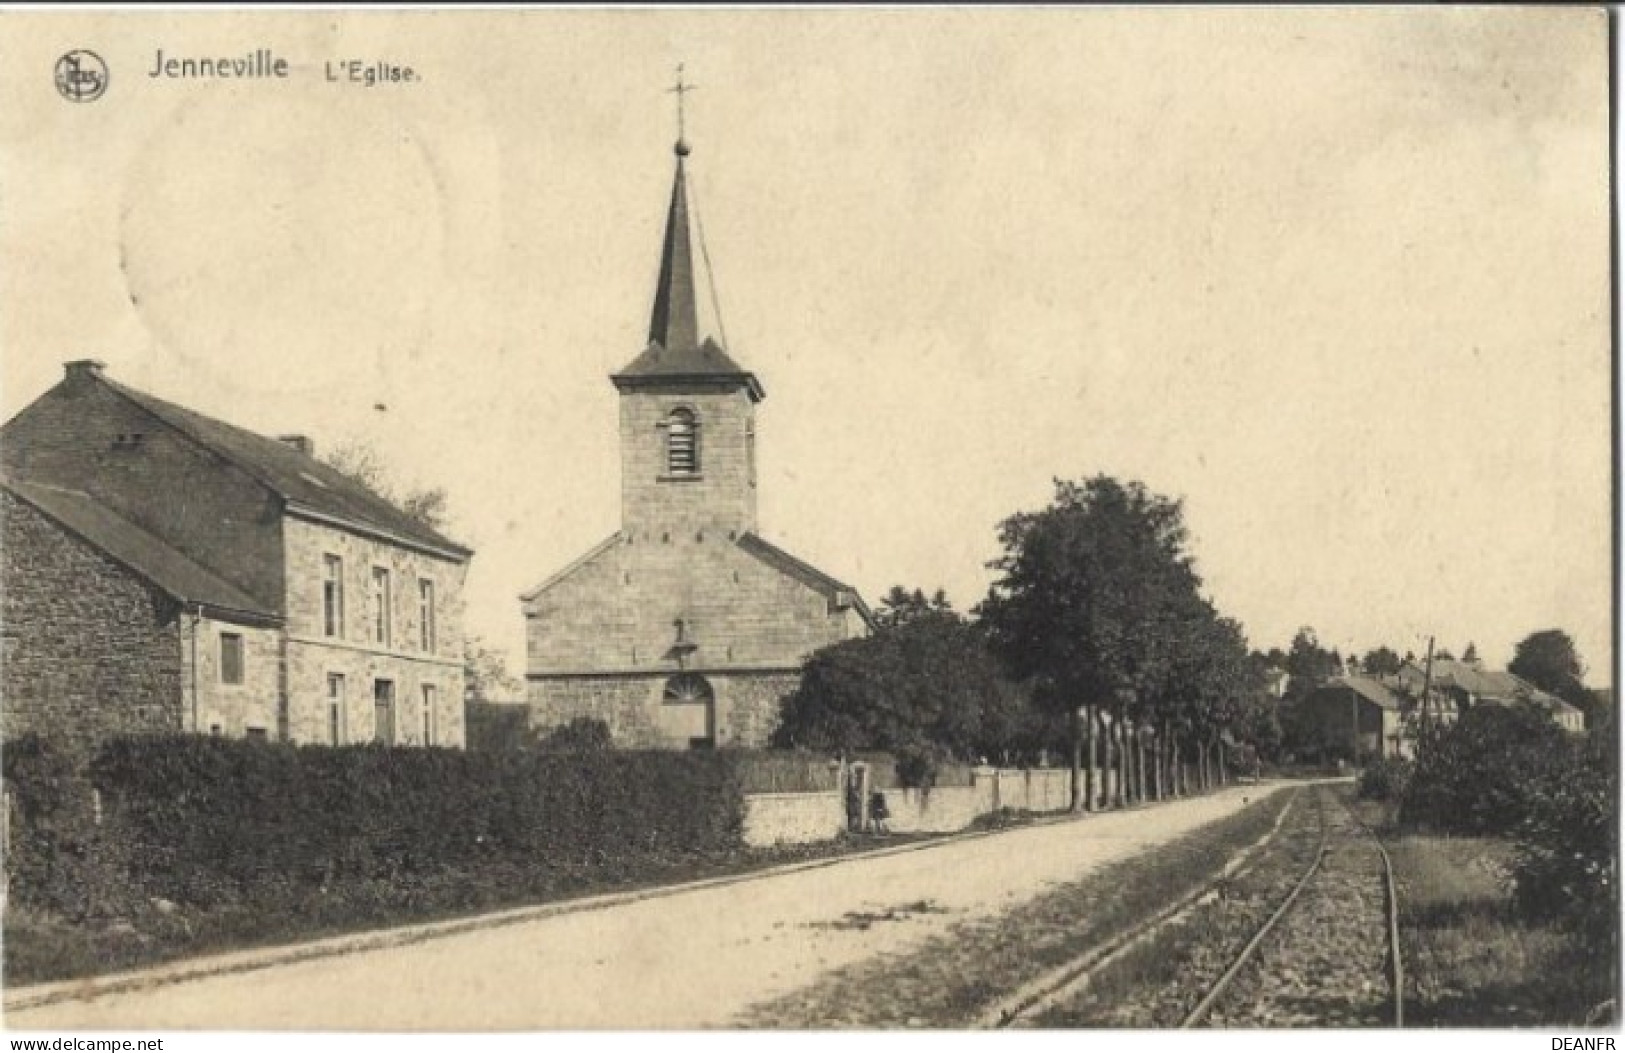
left=774, top=475, right=1279, bottom=810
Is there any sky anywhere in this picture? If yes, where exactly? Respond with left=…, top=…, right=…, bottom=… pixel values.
left=1, top=8, right=1612, bottom=687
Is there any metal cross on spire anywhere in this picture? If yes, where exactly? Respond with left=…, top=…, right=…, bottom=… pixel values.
left=668, top=63, right=697, bottom=155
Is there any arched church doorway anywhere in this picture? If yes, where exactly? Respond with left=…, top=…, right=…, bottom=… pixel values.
left=661, top=673, right=715, bottom=749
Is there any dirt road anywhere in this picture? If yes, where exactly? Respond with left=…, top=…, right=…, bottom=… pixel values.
left=7, top=783, right=1281, bottom=1030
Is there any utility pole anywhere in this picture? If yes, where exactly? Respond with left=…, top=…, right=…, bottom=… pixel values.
left=1420, top=635, right=1436, bottom=730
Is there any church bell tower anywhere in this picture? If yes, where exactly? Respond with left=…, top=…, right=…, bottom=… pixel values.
left=610, top=77, right=764, bottom=543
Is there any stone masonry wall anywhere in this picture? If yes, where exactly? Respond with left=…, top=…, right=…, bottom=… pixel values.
left=282, top=517, right=467, bottom=746
left=525, top=533, right=857, bottom=675
left=742, top=791, right=846, bottom=847
left=179, top=614, right=282, bottom=738
left=527, top=670, right=800, bottom=748
left=0, top=491, right=185, bottom=751
left=620, top=385, right=757, bottom=537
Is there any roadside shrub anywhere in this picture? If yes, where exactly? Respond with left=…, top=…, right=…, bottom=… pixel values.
left=894, top=743, right=943, bottom=790
left=1510, top=726, right=1615, bottom=944
left=1356, top=755, right=1413, bottom=802
left=1, top=735, right=135, bottom=919
left=536, top=717, right=614, bottom=753
left=1399, top=703, right=1571, bottom=836
left=5, top=735, right=744, bottom=916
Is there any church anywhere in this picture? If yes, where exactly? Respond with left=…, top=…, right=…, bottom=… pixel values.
left=520, top=120, right=873, bottom=749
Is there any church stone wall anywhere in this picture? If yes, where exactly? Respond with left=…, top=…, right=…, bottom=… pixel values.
left=527, top=670, right=801, bottom=749
left=525, top=534, right=857, bottom=676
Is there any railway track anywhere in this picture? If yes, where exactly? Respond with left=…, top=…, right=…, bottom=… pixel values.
left=1182, top=787, right=1403, bottom=1028
left=996, top=784, right=1404, bottom=1029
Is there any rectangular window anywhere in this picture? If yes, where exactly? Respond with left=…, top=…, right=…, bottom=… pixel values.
left=374, top=680, right=395, bottom=746
left=421, top=684, right=437, bottom=746
left=220, top=632, right=244, bottom=685
left=327, top=673, right=346, bottom=745
left=322, top=554, right=345, bottom=637
left=418, top=579, right=436, bottom=652
left=372, top=567, right=392, bottom=646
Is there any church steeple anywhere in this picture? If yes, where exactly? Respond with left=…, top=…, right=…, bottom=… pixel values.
left=612, top=68, right=764, bottom=403
left=647, top=145, right=699, bottom=354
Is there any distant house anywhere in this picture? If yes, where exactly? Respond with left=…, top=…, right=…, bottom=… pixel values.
left=2, top=360, right=473, bottom=750
left=1299, top=675, right=1412, bottom=762
left=1395, top=658, right=1584, bottom=734
left=1298, top=658, right=1585, bottom=764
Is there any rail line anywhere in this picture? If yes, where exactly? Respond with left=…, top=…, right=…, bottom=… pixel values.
left=983, top=786, right=1304, bottom=1028
left=990, top=783, right=1404, bottom=1029
left=1180, top=785, right=1404, bottom=1028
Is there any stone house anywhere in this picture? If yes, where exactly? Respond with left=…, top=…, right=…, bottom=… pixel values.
left=521, top=134, right=872, bottom=749
left=2, top=362, right=472, bottom=749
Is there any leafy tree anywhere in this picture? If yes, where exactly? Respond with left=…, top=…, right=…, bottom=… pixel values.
left=874, top=586, right=953, bottom=628
left=1510, top=629, right=1589, bottom=706
left=1278, top=627, right=1344, bottom=754
left=775, top=603, right=1029, bottom=779
left=1361, top=646, right=1402, bottom=676
left=1461, top=641, right=1480, bottom=664
left=323, top=439, right=451, bottom=533
left=1285, top=628, right=1341, bottom=697
left=978, top=476, right=1209, bottom=810
left=1400, top=703, right=1573, bottom=835
left=1433, top=648, right=1456, bottom=662
left=465, top=637, right=522, bottom=703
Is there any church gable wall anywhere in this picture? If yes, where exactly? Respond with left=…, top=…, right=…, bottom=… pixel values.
left=525, top=534, right=856, bottom=676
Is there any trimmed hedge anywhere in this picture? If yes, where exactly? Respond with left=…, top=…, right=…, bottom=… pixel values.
left=5, top=735, right=744, bottom=918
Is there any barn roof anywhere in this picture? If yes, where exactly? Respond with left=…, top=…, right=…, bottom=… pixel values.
left=3, top=478, right=280, bottom=624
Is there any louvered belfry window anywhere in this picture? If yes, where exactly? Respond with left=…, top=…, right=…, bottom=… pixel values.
left=667, top=407, right=699, bottom=476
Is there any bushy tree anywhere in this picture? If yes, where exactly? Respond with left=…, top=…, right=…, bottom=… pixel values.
left=1400, top=703, right=1573, bottom=835
left=1511, top=714, right=1615, bottom=943
left=1510, top=629, right=1594, bottom=719
left=323, top=439, right=451, bottom=533
left=774, top=600, right=1030, bottom=779
left=979, top=476, right=1244, bottom=808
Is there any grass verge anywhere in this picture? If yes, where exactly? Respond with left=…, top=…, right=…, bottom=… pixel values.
left=1377, top=825, right=1615, bottom=1027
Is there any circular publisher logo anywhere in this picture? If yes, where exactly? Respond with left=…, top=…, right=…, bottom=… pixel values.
left=55, top=50, right=108, bottom=103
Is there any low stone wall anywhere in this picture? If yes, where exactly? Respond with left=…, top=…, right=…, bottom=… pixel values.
left=742, top=790, right=845, bottom=847
left=742, top=766, right=1078, bottom=846
left=876, top=785, right=984, bottom=834
left=987, top=768, right=1071, bottom=813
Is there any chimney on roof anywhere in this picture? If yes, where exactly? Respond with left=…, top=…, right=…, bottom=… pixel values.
left=277, top=434, right=314, bottom=457
left=65, top=359, right=106, bottom=379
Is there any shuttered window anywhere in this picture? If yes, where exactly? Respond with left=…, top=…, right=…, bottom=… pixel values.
left=666, top=408, right=699, bottom=475
left=220, top=633, right=244, bottom=685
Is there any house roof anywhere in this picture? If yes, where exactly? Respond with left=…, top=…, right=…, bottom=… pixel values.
left=735, top=533, right=874, bottom=627
left=99, top=374, right=471, bottom=559
left=1399, top=660, right=1583, bottom=718
left=1319, top=674, right=1407, bottom=711
left=4, top=479, right=280, bottom=624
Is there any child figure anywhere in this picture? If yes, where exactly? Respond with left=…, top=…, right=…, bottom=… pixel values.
left=868, top=790, right=891, bottom=834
